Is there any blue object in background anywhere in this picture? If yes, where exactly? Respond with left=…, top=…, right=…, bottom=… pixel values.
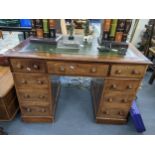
left=130, top=100, right=146, bottom=133
left=20, top=19, right=31, bottom=27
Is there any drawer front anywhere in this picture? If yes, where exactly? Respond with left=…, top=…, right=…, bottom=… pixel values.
left=21, top=105, right=51, bottom=116
left=104, top=79, right=140, bottom=93
left=102, top=91, right=135, bottom=105
left=17, top=90, right=49, bottom=105
left=110, top=64, right=147, bottom=78
left=47, top=61, right=109, bottom=77
left=100, top=108, right=128, bottom=119
left=14, top=73, right=49, bottom=89
left=10, top=59, right=46, bottom=73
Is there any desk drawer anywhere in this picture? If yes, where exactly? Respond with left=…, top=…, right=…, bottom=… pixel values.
left=100, top=108, right=128, bottom=119
left=14, top=73, right=49, bottom=89
left=104, top=78, right=140, bottom=93
left=110, top=64, right=147, bottom=78
left=18, top=90, right=49, bottom=104
left=21, top=105, right=51, bottom=116
left=10, top=58, right=46, bottom=73
left=47, top=61, right=109, bottom=77
left=103, top=93, right=134, bottom=105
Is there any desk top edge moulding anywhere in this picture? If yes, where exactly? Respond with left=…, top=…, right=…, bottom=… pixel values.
left=4, top=36, right=151, bottom=65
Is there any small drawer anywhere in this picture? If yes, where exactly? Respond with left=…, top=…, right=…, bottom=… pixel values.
left=17, top=90, right=49, bottom=104
left=10, top=58, right=46, bottom=73
left=21, top=105, right=51, bottom=117
left=101, top=108, right=128, bottom=119
left=110, top=64, right=147, bottom=78
left=14, top=73, right=49, bottom=89
left=102, top=91, right=134, bottom=105
left=104, top=78, right=140, bottom=93
left=47, top=61, right=109, bottom=77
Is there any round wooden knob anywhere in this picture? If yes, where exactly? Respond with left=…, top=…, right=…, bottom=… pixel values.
left=21, top=79, right=27, bottom=84
left=122, top=98, right=128, bottom=103
left=38, top=80, right=43, bottom=84
left=33, top=64, right=39, bottom=69
left=60, top=66, right=65, bottom=71
left=91, top=67, right=97, bottom=73
left=69, top=65, right=75, bottom=70
left=111, top=84, right=117, bottom=89
left=102, top=110, right=109, bottom=115
left=26, top=108, right=31, bottom=112
left=41, top=108, right=46, bottom=112
left=39, top=95, right=45, bottom=99
left=26, top=67, right=31, bottom=71
left=24, top=94, right=30, bottom=98
left=16, top=63, right=23, bottom=69
left=115, top=70, right=122, bottom=74
left=132, top=70, right=139, bottom=75
left=118, top=111, right=124, bottom=116
left=108, top=98, right=113, bottom=102
left=127, top=85, right=132, bottom=89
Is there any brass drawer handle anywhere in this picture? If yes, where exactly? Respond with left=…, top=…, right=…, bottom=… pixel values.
left=26, top=108, right=31, bottom=112
left=24, top=94, right=30, bottom=99
left=122, top=99, right=128, bottom=103
left=132, top=70, right=139, bottom=75
left=127, top=85, right=132, bottom=89
left=21, top=79, right=27, bottom=84
left=60, top=66, right=65, bottom=71
left=115, top=70, right=122, bottom=74
left=108, top=98, right=113, bottom=102
left=33, top=64, right=39, bottom=69
left=91, top=67, right=97, bottom=73
left=38, top=80, right=44, bottom=84
left=111, top=84, right=117, bottom=89
left=26, top=67, right=32, bottom=72
left=16, top=63, right=23, bottom=69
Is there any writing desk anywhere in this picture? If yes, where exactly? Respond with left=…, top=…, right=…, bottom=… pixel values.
left=5, top=37, right=151, bottom=124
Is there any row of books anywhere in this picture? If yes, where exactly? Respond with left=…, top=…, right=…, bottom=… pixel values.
left=101, top=19, right=132, bottom=42
left=30, top=19, right=57, bottom=38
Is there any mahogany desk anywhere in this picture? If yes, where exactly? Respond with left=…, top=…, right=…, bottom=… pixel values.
left=4, top=37, right=151, bottom=124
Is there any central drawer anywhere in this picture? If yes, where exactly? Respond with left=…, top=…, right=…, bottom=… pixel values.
left=47, top=61, right=109, bottom=77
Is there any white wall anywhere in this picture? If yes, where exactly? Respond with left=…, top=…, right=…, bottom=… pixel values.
left=131, top=19, right=149, bottom=46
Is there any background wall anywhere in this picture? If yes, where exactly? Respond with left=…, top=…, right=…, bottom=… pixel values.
left=130, top=19, right=149, bottom=47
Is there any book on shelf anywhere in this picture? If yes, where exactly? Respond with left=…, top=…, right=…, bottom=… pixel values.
left=109, top=19, right=118, bottom=41
left=122, top=19, right=132, bottom=41
left=101, top=19, right=111, bottom=40
left=36, top=28, right=44, bottom=38
left=49, top=19, right=56, bottom=38
left=43, top=19, right=49, bottom=38
left=115, top=19, right=126, bottom=42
